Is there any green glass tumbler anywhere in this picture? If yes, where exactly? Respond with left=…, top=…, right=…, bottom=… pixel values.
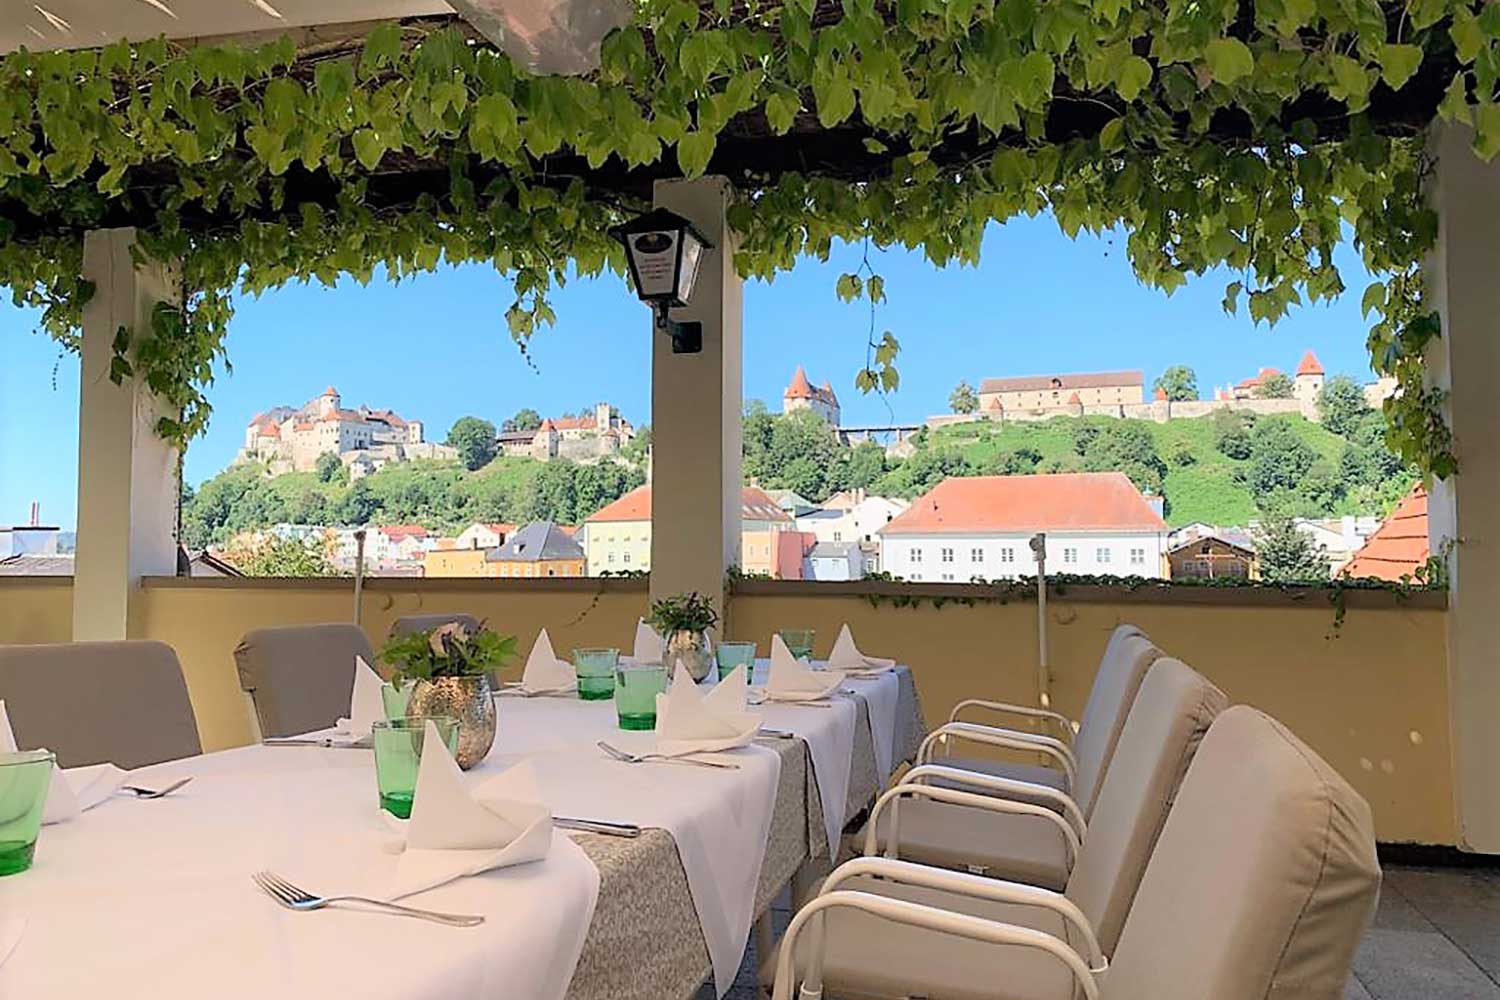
left=372, top=717, right=459, bottom=819
left=381, top=681, right=414, bottom=721
left=615, top=664, right=668, bottom=730
left=573, top=648, right=620, bottom=701
left=778, top=629, right=817, bottom=660
left=0, top=750, right=56, bottom=876
left=715, top=641, right=759, bottom=680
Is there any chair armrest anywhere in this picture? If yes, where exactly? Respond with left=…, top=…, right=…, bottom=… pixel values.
left=773, top=890, right=1101, bottom=1000
left=902, top=764, right=1086, bottom=842
left=820, top=856, right=1106, bottom=971
left=917, top=722, right=1078, bottom=789
left=949, top=699, right=1077, bottom=743
left=864, top=781, right=1081, bottom=869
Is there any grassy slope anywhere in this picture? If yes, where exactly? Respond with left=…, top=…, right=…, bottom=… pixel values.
left=931, top=413, right=1356, bottom=528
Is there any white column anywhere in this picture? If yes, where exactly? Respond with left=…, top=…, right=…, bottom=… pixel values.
left=1425, top=124, right=1500, bottom=852
left=648, top=176, right=743, bottom=622
left=72, top=228, right=181, bottom=641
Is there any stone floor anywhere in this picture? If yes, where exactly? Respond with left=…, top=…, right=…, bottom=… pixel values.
left=699, top=863, right=1500, bottom=1000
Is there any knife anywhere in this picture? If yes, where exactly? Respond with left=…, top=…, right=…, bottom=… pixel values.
left=555, top=816, right=642, bottom=837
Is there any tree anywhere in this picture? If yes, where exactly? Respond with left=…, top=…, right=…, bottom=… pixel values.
left=502, top=408, right=542, bottom=433
left=949, top=380, right=978, bottom=414
left=338, top=479, right=378, bottom=525
left=1317, top=375, right=1369, bottom=437
left=1080, top=422, right=1167, bottom=492
left=843, top=440, right=888, bottom=489
left=983, top=447, right=1041, bottom=476
left=1255, top=516, right=1330, bottom=583
left=314, top=451, right=344, bottom=483
left=229, top=535, right=338, bottom=577
left=1211, top=407, right=1254, bottom=459
left=1247, top=419, right=1315, bottom=503
left=1153, top=365, right=1198, bottom=401
left=1256, top=372, right=1294, bottom=399
left=878, top=446, right=973, bottom=497
left=446, top=416, right=497, bottom=471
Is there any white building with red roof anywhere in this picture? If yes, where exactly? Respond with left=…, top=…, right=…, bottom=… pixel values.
left=496, top=402, right=636, bottom=462
left=782, top=366, right=841, bottom=425
left=879, top=472, right=1169, bottom=582
left=236, top=386, right=451, bottom=475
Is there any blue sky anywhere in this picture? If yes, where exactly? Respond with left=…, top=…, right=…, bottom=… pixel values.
left=1, top=213, right=1380, bottom=530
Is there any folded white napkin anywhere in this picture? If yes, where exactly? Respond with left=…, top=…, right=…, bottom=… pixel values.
left=0, top=917, right=22, bottom=971
left=633, top=619, right=665, bottom=664
left=828, top=624, right=897, bottom=675
left=655, top=665, right=761, bottom=756
left=760, top=636, right=844, bottom=702
left=337, top=656, right=386, bottom=738
left=520, top=628, right=576, bottom=694
left=386, top=721, right=553, bottom=899
left=0, top=699, right=125, bottom=825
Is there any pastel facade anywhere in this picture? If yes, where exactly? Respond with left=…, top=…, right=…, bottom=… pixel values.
left=978, top=370, right=1144, bottom=415
left=236, top=386, right=450, bottom=475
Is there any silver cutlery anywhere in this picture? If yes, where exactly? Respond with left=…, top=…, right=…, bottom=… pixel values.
left=252, top=871, right=484, bottom=927
left=757, top=728, right=797, bottom=739
left=596, top=741, right=741, bottom=770
left=555, top=816, right=643, bottom=837
left=120, top=777, right=193, bottom=799
left=262, top=737, right=371, bottom=749
left=749, top=696, right=831, bottom=709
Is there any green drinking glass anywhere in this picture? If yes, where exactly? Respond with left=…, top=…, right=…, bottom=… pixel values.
left=372, top=717, right=459, bottom=819
left=381, top=681, right=414, bottom=721
left=0, top=750, right=56, bottom=876
left=715, top=641, right=759, bottom=680
left=614, top=664, right=668, bottom=730
left=573, top=648, right=620, bottom=701
left=778, top=629, right=817, bottom=660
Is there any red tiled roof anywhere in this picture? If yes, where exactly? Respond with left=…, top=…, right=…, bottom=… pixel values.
left=1067, top=392, right=1082, bottom=405
left=785, top=366, right=814, bottom=399
left=1343, top=485, right=1428, bottom=581
left=1236, top=367, right=1282, bottom=389
left=321, top=386, right=339, bottom=396
left=585, top=486, right=794, bottom=524
left=1296, top=350, right=1324, bottom=376
left=550, top=415, right=597, bottom=431
left=979, top=371, right=1143, bottom=394
left=882, top=473, right=1168, bottom=535
left=377, top=524, right=429, bottom=540
left=538, top=418, right=556, bottom=432
left=1153, top=387, right=1168, bottom=401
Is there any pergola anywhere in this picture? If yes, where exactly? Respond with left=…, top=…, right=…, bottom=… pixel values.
left=2, top=0, right=1498, bottom=857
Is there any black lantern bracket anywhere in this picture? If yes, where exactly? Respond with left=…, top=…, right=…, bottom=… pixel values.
left=654, top=304, right=703, bottom=354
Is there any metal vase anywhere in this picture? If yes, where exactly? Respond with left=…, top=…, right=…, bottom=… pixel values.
left=665, top=630, right=713, bottom=682
left=407, top=674, right=496, bottom=770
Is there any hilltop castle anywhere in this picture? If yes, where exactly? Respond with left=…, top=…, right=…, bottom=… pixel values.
left=235, top=386, right=453, bottom=477
left=783, top=366, right=841, bottom=425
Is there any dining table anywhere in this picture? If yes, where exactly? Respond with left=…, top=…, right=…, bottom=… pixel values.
left=0, top=664, right=925, bottom=1000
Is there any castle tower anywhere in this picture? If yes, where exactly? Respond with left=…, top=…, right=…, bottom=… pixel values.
left=1294, top=350, right=1325, bottom=407
left=595, top=400, right=612, bottom=432
left=317, top=386, right=340, bottom=418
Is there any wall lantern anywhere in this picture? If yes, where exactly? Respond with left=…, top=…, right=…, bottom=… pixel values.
left=609, top=208, right=714, bottom=354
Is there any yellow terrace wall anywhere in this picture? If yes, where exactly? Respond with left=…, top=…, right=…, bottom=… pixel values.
left=0, top=576, right=1453, bottom=845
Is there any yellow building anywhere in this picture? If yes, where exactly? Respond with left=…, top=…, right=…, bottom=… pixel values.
left=978, top=370, right=1144, bottom=413
left=423, top=547, right=489, bottom=578
left=484, top=521, right=585, bottom=578
left=583, top=485, right=793, bottom=576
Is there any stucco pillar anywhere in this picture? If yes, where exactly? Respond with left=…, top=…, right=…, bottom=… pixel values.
left=72, top=228, right=181, bottom=641
left=1425, top=124, right=1500, bottom=852
left=648, top=176, right=743, bottom=624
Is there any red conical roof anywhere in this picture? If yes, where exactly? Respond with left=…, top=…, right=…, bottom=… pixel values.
left=1296, top=350, right=1324, bottom=376
left=538, top=418, right=556, bottom=431
left=785, top=366, right=814, bottom=399
left=1068, top=391, right=1082, bottom=404
left=1153, top=387, right=1168, bottom=401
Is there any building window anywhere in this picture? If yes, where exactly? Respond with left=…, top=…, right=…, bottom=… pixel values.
left=941, top=548, right=954, bottom=563
left=623, top=553, right=631, bottom=564
left=1063, top=548, right=1078, bottom=564
left=971, top=548, right=983, bottom=563
left=1130, top=548, right=1145, bottom=566
left=941, top=572, right=955, bottom=581
left=1001, top=548, right=1015, bottom=563
left=608, top=553, right=616, bottom=564
left=910, top=548, right=923, bottom=563
left=1097, top=547, right=1111, bottom=564
left=833, top=531, right=842, bottom=542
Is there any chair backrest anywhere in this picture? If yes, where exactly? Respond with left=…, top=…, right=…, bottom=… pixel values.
left=1064, top=657, right=1226, bottom=952
left=234, top=623, right=376, bottom=738
left=1104, top=706, right=1380, bottom=1000
left=388, top=613, right=482, bottom=638
left=1072, top=630, right=1162, bottom=817
left=0, top=640, right=202, bottom=769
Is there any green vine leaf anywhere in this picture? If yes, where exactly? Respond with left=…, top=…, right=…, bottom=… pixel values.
left=1204, top=38, right=1255, bottom=86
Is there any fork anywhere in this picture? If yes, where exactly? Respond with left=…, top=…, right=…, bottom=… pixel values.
left=120, top=776, right=193, bottom=799
left=252, top=871, right=484, bottom=927
left=596, top=741, right=741, bottom=770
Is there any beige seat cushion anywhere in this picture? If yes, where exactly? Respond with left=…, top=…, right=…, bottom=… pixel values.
left=1069, top=633, right=1160, bottom=818
left=764, top=876, right=1078, bottom=1000
left=234, top=623, right=377, bottom=738
left=929, top=757, right=1069, bottom=793
left=1104, top=706, right=1380, bottom=1000
left=870, top=800, right=1070, bottom=890
left=0, top=640, right=201, bottom=769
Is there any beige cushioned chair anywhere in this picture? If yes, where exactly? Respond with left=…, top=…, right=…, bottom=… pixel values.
left=769, top=657, right=1226, bottom=996
left=929, top=626, right=1159, bottom=811
left=769, top=705, right=1379, bottom=1000
left=0, top=640, right=201, bottom=769
left=388, top=613, right=481, bottom=637
left=234, top=623, right=377, bottom=738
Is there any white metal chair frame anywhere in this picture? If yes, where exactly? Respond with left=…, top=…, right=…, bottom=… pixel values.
left=772, top=885, right=1102, bottom=1000
left=917, top=721, right=1080, bottom=790
left=901, top=763, right=1088, bottom=842
left=948, top=697, right=1078, bottom=743
left=864, top=780, right=1083, bottom=869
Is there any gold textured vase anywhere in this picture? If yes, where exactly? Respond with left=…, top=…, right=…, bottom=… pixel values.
left=665, top=630, right=713, bottom=682
left=407, top=674, right=496, bottom=769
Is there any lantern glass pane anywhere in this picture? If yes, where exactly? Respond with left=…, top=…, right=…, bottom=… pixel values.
left=627, top=229, right=680, bottom=300
left=677, top=235, right=705, bottom=303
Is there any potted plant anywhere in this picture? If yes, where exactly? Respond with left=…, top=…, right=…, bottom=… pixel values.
left=647, top=592, right=719, bottom=682
left=380, top=621, right=517, bottom=769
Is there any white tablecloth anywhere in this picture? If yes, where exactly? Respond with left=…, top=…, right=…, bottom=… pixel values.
left=488, top=696, right=781, bottom=995
left=0, top=745, right=599, bottom=1000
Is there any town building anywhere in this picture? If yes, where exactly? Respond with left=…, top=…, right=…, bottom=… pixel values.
left=977, top=370, right=1144, bottom=415
left=0, top=503, right=60, bottom=558
left=495, top=402, right=636, bottom=462
left=803, top=541, right=866, bottom=581
left=794, top=492, right=907, bottom=575
left=454, top=522, right=516, bottom=550
left=879, top=472, right=1169, bottom=582
left=581, top=484, right=797, bottom=576
left=1343, top=485, right=1429, bottom=581
left=236, top=386, right=453, bottom=475
left=1219, top=350, right=1324, bottom=408
left=422, top=546, right=488, bottom=577
left=782, top=366, right=841, bottom=425
left=485, top=521, right=586, bottom=578
left=1289, top=515, right=1380, bottom=575
left=1167, top=524, right=1258, bottom=580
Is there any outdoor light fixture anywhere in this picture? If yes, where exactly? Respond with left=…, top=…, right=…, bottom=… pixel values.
left=609, top=208, right=714, bottom=354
